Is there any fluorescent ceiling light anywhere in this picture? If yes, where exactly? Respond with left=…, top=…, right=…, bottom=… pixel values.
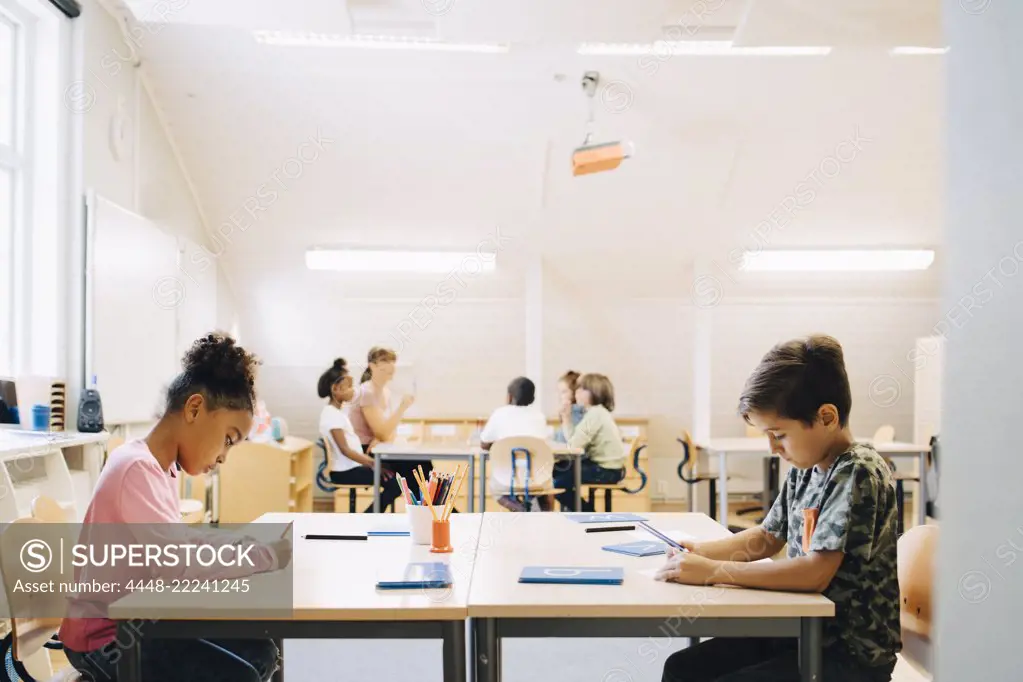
left=306, top=248, right=497, bottom=273
left=740, top=249, right=935, bottom=272
left=890, top=46, right=949, bottom=56
left=253, top=31, right=509, bottom=53
left=577, top=40, right=831, bottom=56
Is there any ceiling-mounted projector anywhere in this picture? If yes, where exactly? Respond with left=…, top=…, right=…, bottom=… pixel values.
left=572, top=71, right=632, bottom=177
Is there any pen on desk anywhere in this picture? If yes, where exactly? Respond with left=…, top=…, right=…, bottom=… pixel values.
left=304, top=534, right=367, bottom=541
left=584, top=525, right=636, bottom=533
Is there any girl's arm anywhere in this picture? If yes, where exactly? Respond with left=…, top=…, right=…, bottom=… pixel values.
left=330, top=429, right=374, bottom=467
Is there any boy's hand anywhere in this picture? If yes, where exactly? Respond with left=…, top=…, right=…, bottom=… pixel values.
left=654, top=550, right=721, bottom=585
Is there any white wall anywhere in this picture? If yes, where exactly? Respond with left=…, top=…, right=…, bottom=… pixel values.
left=937, top=2, right=1023, bottom=679
left=80, top=0, right=233, bottom=428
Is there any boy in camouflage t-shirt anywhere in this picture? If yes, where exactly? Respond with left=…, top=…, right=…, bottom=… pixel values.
left=659, top=335, right=901, bottom=682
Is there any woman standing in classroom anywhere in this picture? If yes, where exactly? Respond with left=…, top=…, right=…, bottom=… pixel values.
left=349, top=346, right=432, bottom=487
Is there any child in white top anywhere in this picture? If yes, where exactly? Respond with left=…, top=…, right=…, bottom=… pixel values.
left=317, top=358, right=399, bottom=512
left=480, top=376, right=548, bottom=450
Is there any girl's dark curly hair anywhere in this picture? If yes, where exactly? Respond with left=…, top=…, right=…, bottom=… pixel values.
left=165, top=332, right=260, bottom=413
left=317, top=358, right=348, bottom=399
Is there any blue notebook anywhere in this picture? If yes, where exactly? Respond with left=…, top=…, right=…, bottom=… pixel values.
left=601, top=541, right=667, bottom=557
left=565, top=513, right=649, bottom=524
left=519, top=566, right=624, bottom=585
left=376, top=562, right=453, bottom=590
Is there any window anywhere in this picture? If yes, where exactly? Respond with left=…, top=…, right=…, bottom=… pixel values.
left=0, top=0, right=72, bottom=378
left=0, top=9, right=19, bottom=376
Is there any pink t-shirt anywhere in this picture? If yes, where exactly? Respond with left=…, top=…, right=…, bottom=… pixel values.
left=58, top=439, right=278, bottom=652
left=348, top=382, right=392, bottom=445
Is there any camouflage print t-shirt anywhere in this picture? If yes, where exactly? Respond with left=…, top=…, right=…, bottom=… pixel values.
left=762, top=442, right=902, bottom=668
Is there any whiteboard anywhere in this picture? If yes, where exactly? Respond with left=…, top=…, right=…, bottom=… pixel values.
left=86, top=191, right=179, bottom=424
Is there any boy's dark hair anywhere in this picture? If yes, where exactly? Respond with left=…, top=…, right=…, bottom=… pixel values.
left=317, top=358, right=348, bottom=399
left=166, top=332, right=260, bottom=414
left=507, top=377, right=536, bottom=406
left=737, top=334, right=852, bottom=427
left=578, top=373, right=615, bottom=412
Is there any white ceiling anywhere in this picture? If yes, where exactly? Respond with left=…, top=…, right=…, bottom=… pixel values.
left=110, top=0, right=945, bottom=294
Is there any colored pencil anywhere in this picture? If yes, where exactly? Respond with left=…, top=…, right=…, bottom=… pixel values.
left=414, top=468, right=438, bottom=520
left=443, top=465, right=466, bottom=521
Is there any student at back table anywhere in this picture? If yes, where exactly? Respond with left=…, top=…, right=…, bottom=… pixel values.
left=317, top=358, right=401, bottom=512
left=480, top=376, right=549, bottom=512
left=554, top=373, right=626, bottom=512
left=657, top=334, right=900, bottom=682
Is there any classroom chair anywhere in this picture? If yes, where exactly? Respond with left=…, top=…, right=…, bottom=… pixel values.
left=0, top=518, right=81, bottom=681
left=314, top=439, right=391, bottom=513
left=676, top=431, right=720, bottom=521
left=31, top=495, right=70, bottom=523
left=488, top=436, right=563, bottom=511
left=894, top=524, right=936, bottom=680
left=581, top=437, right=648, bottom=512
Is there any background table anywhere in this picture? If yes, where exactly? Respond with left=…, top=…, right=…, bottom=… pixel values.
left=697, top=438, right=931, bottom=528
left=371, top=443, right=478, bottom=514
left=467, top=512, right=834, bottom=682
left=109, top=512, right=483, bottom=682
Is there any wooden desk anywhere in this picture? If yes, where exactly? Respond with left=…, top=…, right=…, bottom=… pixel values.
left=109, top=512, right=482, bottom=682
left=696, top=437, right=931, bottom=528
left=467, top=512, right=833, bottom=682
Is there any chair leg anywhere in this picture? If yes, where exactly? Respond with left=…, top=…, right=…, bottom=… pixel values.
left=605, top=488, right=613, bottom=513
left=588, top=488, right=596, bottom=511
left=896, top=480, right=905, bottom=535
left=708, top=479, right=717, bottom=521
left=349, top=489, right=356, bottom=514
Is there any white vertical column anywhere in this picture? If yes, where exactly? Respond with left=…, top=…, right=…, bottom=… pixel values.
left=525, top=254, right=544, bottom=413
left=937, top=3, right=1023, bottom=681
left=691, top=261, right=715, bottom=444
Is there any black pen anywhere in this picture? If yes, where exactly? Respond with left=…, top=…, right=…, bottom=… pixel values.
left=303, top=534, right=368, bottom=541
left=585, top=525, right=636, bottom=533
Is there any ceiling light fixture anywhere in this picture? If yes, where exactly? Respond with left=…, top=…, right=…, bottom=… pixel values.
left=305, top=248, right=497, bottom=273
left=889, top=46, right=950, bottom=56
left=739, top=249, right=935, bottom=272
left=253, top=30, right=509, bottom=53
left=577, top=40, right=831, bottom=56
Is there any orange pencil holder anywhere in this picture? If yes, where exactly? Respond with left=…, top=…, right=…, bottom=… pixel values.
left=430, top=519, right=452, bottom=553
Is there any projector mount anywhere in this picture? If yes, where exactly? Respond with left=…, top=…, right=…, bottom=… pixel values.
left=580, top=71, right=600, bottom=145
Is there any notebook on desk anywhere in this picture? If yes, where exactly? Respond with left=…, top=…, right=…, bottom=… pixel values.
left=519, top=566, right=624, bottom=585
left=376, top=562, right=453, bottom=590
left=601, top=541, right=667, bottom=557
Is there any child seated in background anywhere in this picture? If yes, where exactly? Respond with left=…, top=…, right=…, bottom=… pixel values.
left=480, top=376, right=549, bottom=511
left=554, top=373, right=626, bottom=512
left=317, top=358, right=401, bottom=513
left=552, top=370, right=584, bottom=443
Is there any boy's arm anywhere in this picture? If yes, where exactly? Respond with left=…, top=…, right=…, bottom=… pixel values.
left=712, top=551, right=844, bottom=593
left=690, top=526, right=786, bottom=562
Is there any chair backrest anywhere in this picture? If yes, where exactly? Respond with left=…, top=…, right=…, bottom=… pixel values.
left=898, top=523, right=937, bottom=639
left=488, top=436, right=554, bottom=494
left=0, top=518, right=71, bottom=671
left=620, top=437, right=648, bottom=494
left=31, top=495, right=69, bottom=523
left=873, top=424, right=896, bottom=443
left=676, top=430, right=699, bottom=482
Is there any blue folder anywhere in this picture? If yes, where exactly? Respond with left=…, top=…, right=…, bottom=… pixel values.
left=564, top=513, right=649, bottom=524
left=601, top=541, right=667, bottom=557
left=519, top=566, right=624, bottom=585
left=376, top=562, right=453, bottom=589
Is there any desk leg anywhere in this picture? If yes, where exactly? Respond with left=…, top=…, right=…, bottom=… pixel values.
left=468, top=456, right=476, bottom=513
left=116, top=621, right=142, bottom=682
left=917, top=451, right=927, bottom=527
left=474, top=618, right=500, bottom=682
left=373, top=457, right=382, bottom=513
left=479, top=455, right=487, bottom=512
left=799, top=617, right=822, bottom=682
left=442, top=620, right=467, bottom=682
left=574, top=457, right=582, bottom=512
left=717, top=452, right=729, bottom=527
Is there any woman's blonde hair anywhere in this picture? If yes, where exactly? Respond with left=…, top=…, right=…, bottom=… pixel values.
left=361, top=346, right=398, bottom=383
left=577, top=373, right=615, bottom=412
